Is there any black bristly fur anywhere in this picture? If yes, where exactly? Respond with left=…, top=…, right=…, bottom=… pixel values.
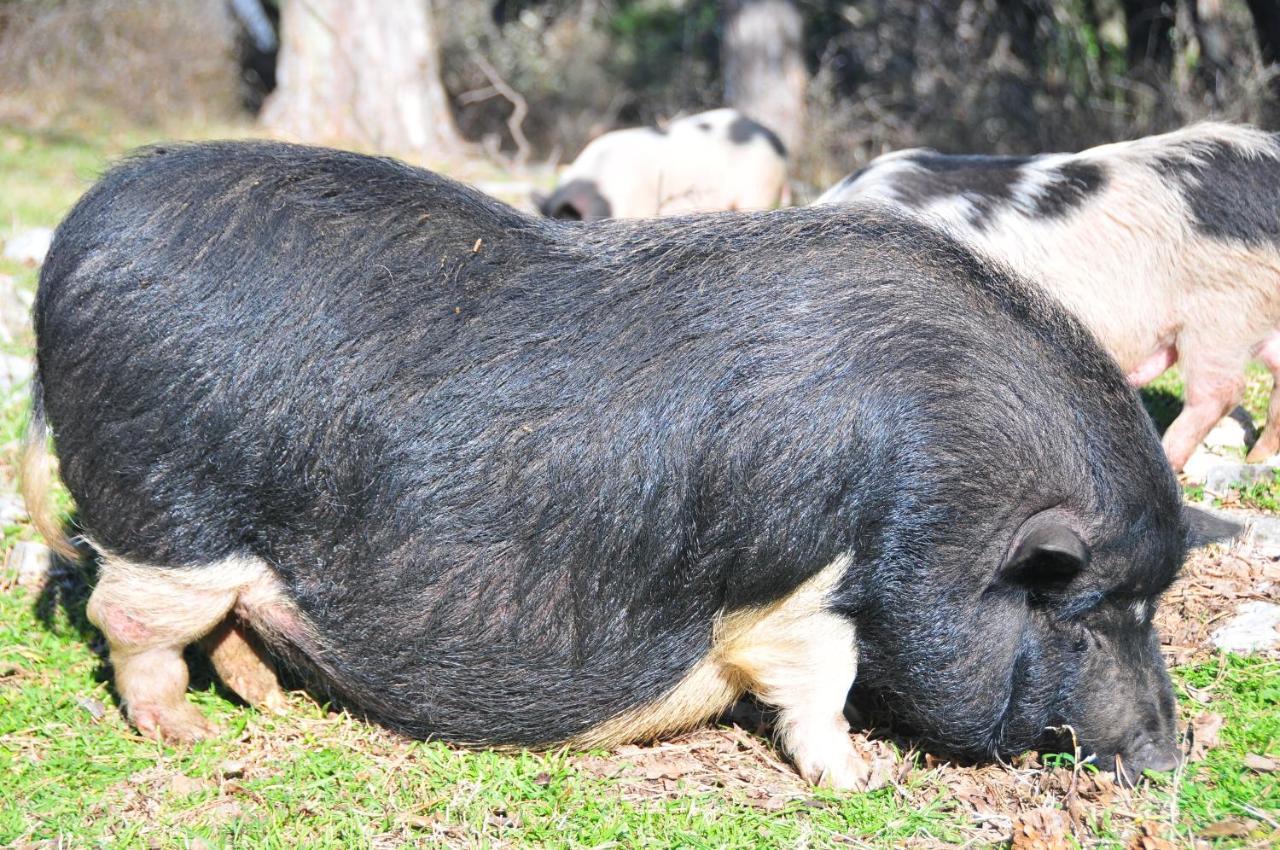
left=35, top=141, right=1185, bottom=761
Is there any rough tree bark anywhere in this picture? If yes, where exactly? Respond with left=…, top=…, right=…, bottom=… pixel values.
left=261, top=0, right=464, bottom=159
left=721, top=0, right=807, bottom=154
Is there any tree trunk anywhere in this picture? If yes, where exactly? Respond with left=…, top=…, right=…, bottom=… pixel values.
left=722, top=0, right=807, bottom=155
left=1187, top=0, right=1233, bottom=101
left=261, top=0, right=464, bottom=159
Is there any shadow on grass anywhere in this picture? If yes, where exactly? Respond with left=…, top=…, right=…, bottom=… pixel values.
left=1140, top=385, right=1182, bottom=435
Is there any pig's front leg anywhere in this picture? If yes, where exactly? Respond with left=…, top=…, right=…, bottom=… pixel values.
left=720, top=557, right=870, bottom=789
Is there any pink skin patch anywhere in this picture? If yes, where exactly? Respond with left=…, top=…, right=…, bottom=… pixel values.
left=1127, top=344, right=1178, bottom=386
left=234, top=594, right=303, bottom=642
left=104, top=607, right=153, bottom=645
left=1253, top=331, right=1280, bottom=369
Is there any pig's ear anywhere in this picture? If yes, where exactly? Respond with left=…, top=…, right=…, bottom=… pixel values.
left=1002, top=515, right=1090, bottom=590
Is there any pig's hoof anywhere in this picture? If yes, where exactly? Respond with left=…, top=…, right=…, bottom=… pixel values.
left=222, top=667, right=289, bottom=714
left=258, top=687, right=290, bottom=715
left=1245, top=440, right=1278, bottom=464
left=795, top=746, right=873, bottom=791
left=129, top=702, right=220, bottom=743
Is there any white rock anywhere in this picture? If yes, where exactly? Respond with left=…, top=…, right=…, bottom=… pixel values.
left=0, top=354, right=32, bottom=390
left=1212, top=601, right=1280, bottom=653
left=1203, top=461, right=1278, bottom=495
left=1181, top=446, right=1221, bottom=485
left=1202, top=407, right=1257, bottom=450
left=0, top=274, right=31, bottom=345
left=4, top=540, right=52, bottom=590
left=0, top=494, right=25, bottom=525
left=2, top=227, right=53, bottom=267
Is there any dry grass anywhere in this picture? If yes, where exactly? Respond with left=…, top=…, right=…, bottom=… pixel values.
left=0, top=0, right=242, bottom=130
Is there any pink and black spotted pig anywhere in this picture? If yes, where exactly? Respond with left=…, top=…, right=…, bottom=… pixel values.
left=818, top=123, right=1280, bottom=472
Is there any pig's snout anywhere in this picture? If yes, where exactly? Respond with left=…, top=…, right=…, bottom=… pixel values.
left=1087, top=733, right=1182, bottom=784
left=1117, top=737, right=1182, bottom=783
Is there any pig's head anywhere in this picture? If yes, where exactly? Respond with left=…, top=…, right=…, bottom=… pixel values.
left=535, top=179, right=612, bottom=221
left=850, top=501, right=1186, bottom=785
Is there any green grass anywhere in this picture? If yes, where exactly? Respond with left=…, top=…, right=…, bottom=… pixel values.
left=1164, top=657, right=1280, bottom=845
left=1216, top=472, right=1280, bottom=514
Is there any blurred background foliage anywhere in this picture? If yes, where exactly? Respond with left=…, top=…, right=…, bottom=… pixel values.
left=0, top=0, right=1276, bottom=189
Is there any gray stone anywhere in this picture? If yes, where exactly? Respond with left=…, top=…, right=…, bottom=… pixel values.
left=1212, top=601, right=1280, bottom=653
left=0, top=273, right=31, bottom=346
left=2, top=226, right=53, bottom=266
left=1203, top=461, right=1280, bottom=494
left=4, top=540, right=52, bottom=590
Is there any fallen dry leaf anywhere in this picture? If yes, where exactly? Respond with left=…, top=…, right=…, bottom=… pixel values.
left=401, top=813, right=435, bottom=831
left=742, top=789, right=788, bottom=812
left=641, top=755, right=703, bottom=780
left=1189, top=712, right=1225, bottom=762
left=1242, top=753, right=1278, bottom=773
left=1199, top=817, right=1260, bottom=839
left=1127, top=822, right=1176, bottom=850
left=76, top=696, right=106, bottom=721
left=1010, top=808, right=1069, bottom=850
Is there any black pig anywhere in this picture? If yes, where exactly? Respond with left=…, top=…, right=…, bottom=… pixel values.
left=24, top=141, right=1185, bottom=788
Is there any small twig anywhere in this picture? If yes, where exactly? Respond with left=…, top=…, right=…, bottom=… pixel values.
left=470, top=53, right=531, bottom=168
left=458, top=85, right=500, bottom=105
left=1235, top=801, right=1280, bottom=830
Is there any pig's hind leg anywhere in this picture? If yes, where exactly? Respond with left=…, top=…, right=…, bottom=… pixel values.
left=1245, top=331, right=1280, bottom=463
left=1161, top=338, right=1247, bottom=472
left=86, top=553, right=272, bottom=742
left=200, top=618, right=288, bottom=713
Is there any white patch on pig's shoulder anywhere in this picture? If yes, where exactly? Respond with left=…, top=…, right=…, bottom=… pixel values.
left=573, top=553, right=857, bottom=758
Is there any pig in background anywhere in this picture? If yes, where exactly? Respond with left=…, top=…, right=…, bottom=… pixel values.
left=27, top=141, right=1185, bottom=788
left=533, top=107, right=787, bottom=220
left=817, top=123, right=1280, bottom=473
